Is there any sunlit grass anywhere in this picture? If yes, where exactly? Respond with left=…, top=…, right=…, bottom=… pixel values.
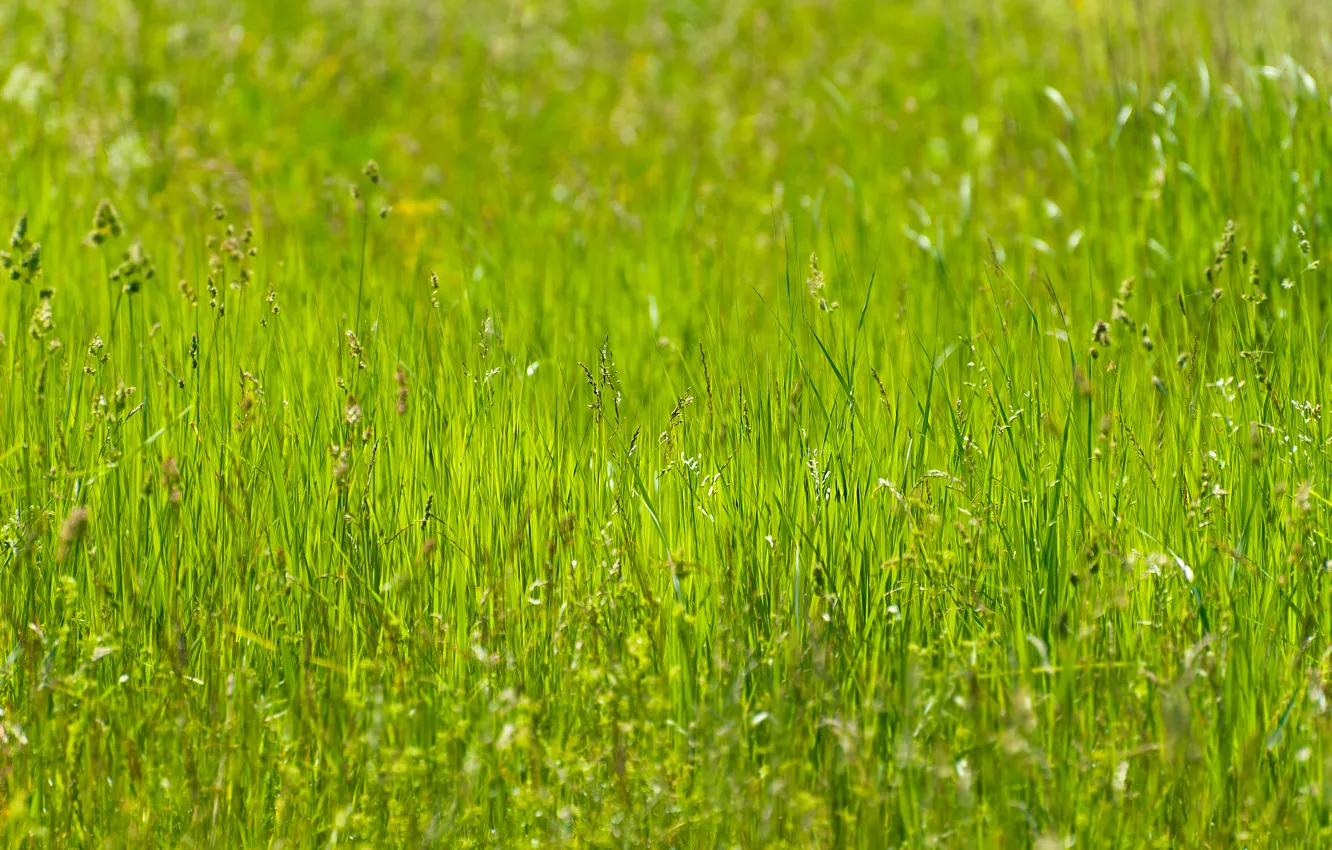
left=3, top=0, right=1332, bottom=845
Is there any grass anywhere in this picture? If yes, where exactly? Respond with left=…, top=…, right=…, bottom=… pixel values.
left=3, top=0, right=1332, bottom=845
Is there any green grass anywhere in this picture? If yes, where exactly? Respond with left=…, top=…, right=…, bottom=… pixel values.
left=3, top=0, right=1332, bottom=845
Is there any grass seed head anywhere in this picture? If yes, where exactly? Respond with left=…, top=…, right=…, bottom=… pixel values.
left=2, top=213, right=41, bottom=283
left=579, top=362, right=603, bottom=422
left=86, top=198, right=123, bottom=245
left=345, top=330, right=367, bottom=369
left=806, top=252, right=838, bottom=311
left=28, top=294, right=54, bottom=340
left=332, top=446, right=351, bottom=488
left=57, top=505, right=89, bottom=560
left=10, top=212, right=27, bottom=248
left=111, top=242, right=155, bottom=294
left=394, top=363, right=408, bottom=415
left=1074, top=367, right=1091, bottom=396
left=1111, top=299, right=1132, bottom=325
left=1294, top=222, right=1312, bottom=255
left=1092, top=320, right=1111, bottom=347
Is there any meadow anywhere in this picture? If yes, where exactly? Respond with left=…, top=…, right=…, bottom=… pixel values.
left=3, top=0, right=1332, bottom=845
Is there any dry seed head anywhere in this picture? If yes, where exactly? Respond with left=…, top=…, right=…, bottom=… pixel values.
left=1092, top=320, right=1111, bottom=347
left=345, top=330, right=367, bottom=369
left=363, top=160, right=381, bottom=184
left=394, top=363, right=408, bottom=415
left=57, top=505, right=89, bottom=561
left=1074, top=367, right=1091, bottom=396
left=806, top=252, right=839, bottom=311
left=85, top=334, right=105, bottom=370
left=333, top=447, right=351, bottom=487
left=28, top=295, right=54, bottom=340
left=1295, top=481, right=1313, bottom=514
left=1294, top=222, right=1312, bottom=255
left=807, top=252, right=825, bottom=297
left=1111, top=299, right=1132, bottom=326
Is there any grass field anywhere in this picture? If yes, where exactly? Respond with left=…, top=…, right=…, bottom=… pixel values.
left=3, top=0, right=1332, bottom=845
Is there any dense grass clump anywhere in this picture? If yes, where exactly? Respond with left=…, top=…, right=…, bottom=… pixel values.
left=4, top=0, right=1332, bottom=845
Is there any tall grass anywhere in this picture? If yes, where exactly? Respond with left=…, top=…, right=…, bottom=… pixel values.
left=3, top=0, right=1332, bottom=845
